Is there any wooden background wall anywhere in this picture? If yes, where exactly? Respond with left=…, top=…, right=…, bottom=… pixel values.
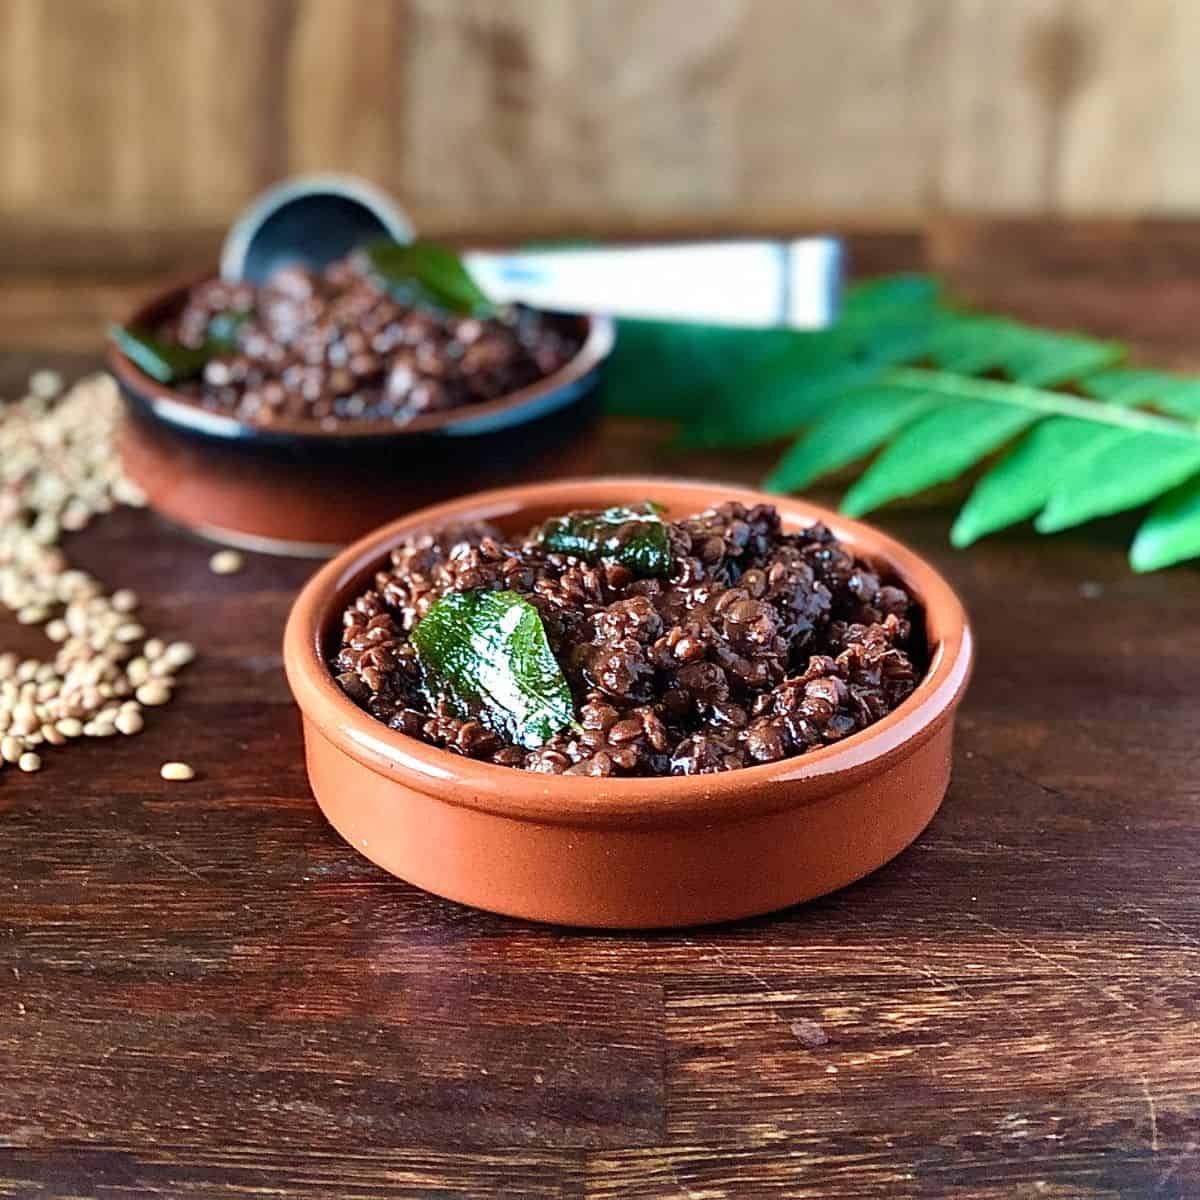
left=1, top=0, right=1197, bottom=274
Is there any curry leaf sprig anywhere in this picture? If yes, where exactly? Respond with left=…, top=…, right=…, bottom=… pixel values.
left=603, top=275, right=1200, bottom=572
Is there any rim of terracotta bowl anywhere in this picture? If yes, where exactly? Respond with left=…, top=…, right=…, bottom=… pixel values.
left=106, top=272, right=615, bottom=443
left=284, top=478, right=974, bottom=828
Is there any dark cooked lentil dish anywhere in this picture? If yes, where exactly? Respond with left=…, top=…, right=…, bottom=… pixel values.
left=157, top=256, right=583, bottom=429
left=331, top=502, right=924, bottom=777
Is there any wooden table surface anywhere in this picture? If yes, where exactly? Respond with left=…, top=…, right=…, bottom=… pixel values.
left=2, top=224, right=1199, bottom=1199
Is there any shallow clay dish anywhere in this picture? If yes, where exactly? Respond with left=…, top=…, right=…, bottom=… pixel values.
left=108, top=277, right=614, bottom=556
left=283, top=478, right=973, bottom=928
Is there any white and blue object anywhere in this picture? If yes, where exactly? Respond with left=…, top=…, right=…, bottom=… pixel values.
left=464, top=240, right=842, bottom=329
left=221, top=175, right=842, bottom=329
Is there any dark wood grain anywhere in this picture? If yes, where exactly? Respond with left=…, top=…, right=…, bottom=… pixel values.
left=2, top=225, right=1200, bottom=1198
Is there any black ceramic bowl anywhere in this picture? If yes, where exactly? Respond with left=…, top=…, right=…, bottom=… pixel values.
left=108, top=276, right=615, bottom=555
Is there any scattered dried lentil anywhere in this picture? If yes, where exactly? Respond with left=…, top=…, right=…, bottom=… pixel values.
left=29, top=369, right=62, bottom=399
left=209, top=549, right=244, bottom=576
left=0, top=372, right=197, bottom=774
left=135, top=681, right=172, bottom=707
left=164, top=641, right=196, bottom=668
left=111, top=589, right=139, bottom=613
left=115, top=710, right=144, bottom=736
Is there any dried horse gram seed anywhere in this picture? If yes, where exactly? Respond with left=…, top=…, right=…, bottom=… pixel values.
left=0, top=371, right=196, bottom=774
left=209, top=550, right=244, bottom=575
left=332, top=501, right=923, bottom=778
left=163, top=641, right=196, bottom=668
left=110, top=588, right=139, bottom=613
left=29, top=369, right=63, bottom=399
left=136, top=681, right=172, bottom=706
left=115, top=709, right=144, bottom=736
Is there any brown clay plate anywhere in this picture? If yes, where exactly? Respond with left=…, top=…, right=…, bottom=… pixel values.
left=283, top=477, right=974, bottom=928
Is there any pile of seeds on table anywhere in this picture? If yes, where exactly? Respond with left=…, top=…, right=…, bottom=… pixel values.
left=0, top=371, right=196, bottom=773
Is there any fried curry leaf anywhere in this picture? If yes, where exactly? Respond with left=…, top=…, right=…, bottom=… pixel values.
left=364, top=238, right=495, bottom=316
left=410, top=590, right=573, bottom=751
left=109, top=311, right=252, bottom=385
left=109, top=326, right=215, bottom=385
left=537, top=504, right=672, bottom=577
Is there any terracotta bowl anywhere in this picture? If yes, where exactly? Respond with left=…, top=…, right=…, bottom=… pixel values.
left=107, top=276, right=614, bottom=556
left=283, top=478, right=974, bottom=928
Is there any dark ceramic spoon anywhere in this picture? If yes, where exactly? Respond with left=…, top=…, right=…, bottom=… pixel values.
left=219, top=173, right=414, bottom=285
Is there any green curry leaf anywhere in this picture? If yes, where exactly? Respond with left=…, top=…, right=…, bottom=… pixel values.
left=110, top=311, right=252, bottom=386
left=601, top=273, right=1200, bottom=571
left=411, top=590, right=573, bottom=750
left=538, top=504, right=672, bottom=577
left=109, top=326, right=215, bottom=385
left=364, top=238, right=494, bottom=316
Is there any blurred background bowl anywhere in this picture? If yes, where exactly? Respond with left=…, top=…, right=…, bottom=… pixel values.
left=108, top=278, right=614, bottom=556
